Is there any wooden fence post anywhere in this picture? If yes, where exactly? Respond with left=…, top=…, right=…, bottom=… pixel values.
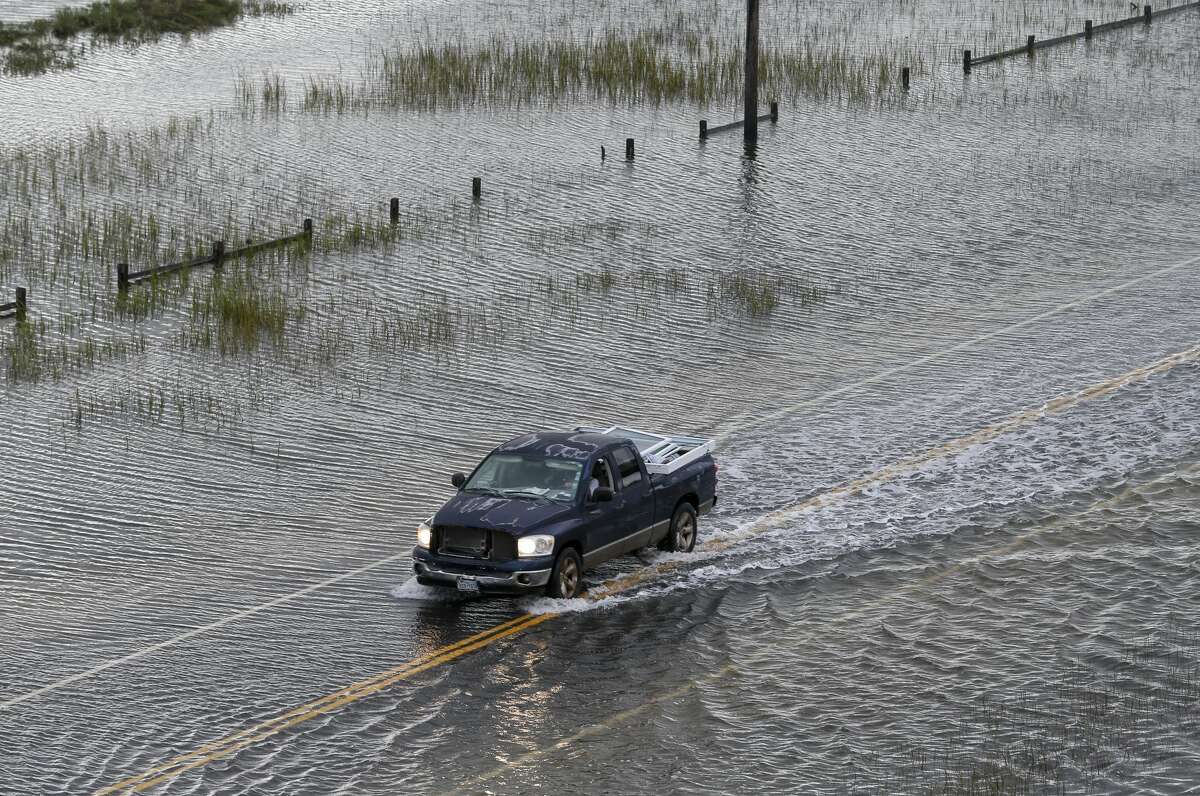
left=1084, top=19, right=1093, bottom=38
left=963, top=49, right=972, bottom=74
left=770, top=100, right=779, bottom=121
left=1144, top=5, right=1152, bottom=23
left=213, top=240, right=225, bottom=268
left=700, top=120, right=708, bottom=140
left=625, top=138, right=635, bottom=160
left=1026, top=34, right=1036, bottom=56
left=117, top=263, right=129, bottom=291
left=901, top=67, right=910, bottom=90
left=15, top=287, right=26, bottom=319
left=472, top=177, right=482, bottom=199
left=303, top=218, right=313, bottom=240
left=390, top=197, right=399, bottom=223
left=744, top=0, right=759, bottom=143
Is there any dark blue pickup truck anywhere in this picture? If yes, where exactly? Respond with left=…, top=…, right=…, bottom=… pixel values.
left=411, top=426, right=718, bottom=598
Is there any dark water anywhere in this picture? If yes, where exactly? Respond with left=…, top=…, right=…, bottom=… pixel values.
left=1, top=0, right=1199, bottom=792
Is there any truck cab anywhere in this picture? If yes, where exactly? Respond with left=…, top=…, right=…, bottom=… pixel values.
left=411, top=427, right=718, bottom=598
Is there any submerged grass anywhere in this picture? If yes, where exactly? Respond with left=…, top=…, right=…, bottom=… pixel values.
left=182, top=270, right=304, bottom=356
left=65, top=378, right=270, bottom=432
left=709, top=271, right=832, bottom=318
left=4, top=316, right=148, bottom=384
left=0, top=0, right=294, bottom=75
left=284, top=30, right=918, bottom=112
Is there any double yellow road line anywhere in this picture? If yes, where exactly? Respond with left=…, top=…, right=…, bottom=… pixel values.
left=98, top=342, right=1199, bottom=794
left=96, top=613, right=555, bottom=794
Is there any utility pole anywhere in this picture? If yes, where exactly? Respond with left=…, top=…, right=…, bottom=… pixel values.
left=744, top=0, right=759, bottom=143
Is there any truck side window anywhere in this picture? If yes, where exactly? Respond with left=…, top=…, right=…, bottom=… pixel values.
left=612, top=446, right=642, bottom=488
left=589, top=458, right=614, bottom=497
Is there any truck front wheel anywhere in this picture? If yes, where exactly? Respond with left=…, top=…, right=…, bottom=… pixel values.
left=659, top=503, right=698, bottom=553
left=546, top=547, right=584, bottom=598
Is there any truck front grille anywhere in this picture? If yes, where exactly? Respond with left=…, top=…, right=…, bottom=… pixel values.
left=437, top=525, right=490, bottom=558
left=434, top=526, right=517, bottom=561
left=490, top=532, right=516, bottom=561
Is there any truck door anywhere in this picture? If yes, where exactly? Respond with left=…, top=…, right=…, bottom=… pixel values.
left=581, top=454, right=626, bottom=567
left=612, top=444, right=655, bottom=552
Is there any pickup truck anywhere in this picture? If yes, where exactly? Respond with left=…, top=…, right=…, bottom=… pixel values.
left=411, top=426, right=718, bottom=598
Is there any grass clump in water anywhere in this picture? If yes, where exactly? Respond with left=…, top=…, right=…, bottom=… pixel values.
left=5, top=320, right=41, bottom=383
left=717, top=272, right=780, bottom=317
left=283, top=30, right=915, bottom=113
left=3, top=315, right=148, bottom=385
left=708, top=270, right=831, bottom=319
left=49, top=0, right=243, bottom=42
left=0, top=0, right=294, bottom=75
left=184, top=273, right=300, bottom=356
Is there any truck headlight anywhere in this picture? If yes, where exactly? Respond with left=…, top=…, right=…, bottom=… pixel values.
left=416, top=521, right=432, bottom=549
left=517, top=534, right=554, bottom=558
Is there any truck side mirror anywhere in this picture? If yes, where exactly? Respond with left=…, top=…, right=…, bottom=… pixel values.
left=592, top=486, right=614, bottom=502
left=451, top=472, right=466, bottom=488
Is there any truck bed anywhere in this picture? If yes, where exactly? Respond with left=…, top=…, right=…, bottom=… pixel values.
left=572, top=425, right=714, bottom=476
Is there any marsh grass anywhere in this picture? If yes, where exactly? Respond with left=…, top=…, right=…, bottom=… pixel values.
left=0, top=0, right=294, bottom=75
left=5, top=0, right=1193, bottom=414
left=50, top=0, right=242, bottom=41
left=182, top=270, right=303, bottom=356
left=4, top=315, right=148, bottom=384
left=523, top=218, right=658, bottom=254
left=5, top=319, right=41, bottom=383
left=709, top=271, right=831, bottom=318
left=65, top=378, right=269, bottom=431
left=367, top=295, right=460, bottom=353
left=1, top=37, right=78, bottom=75
left=282, top=30, right=917, bottom=113
left=113, top=266, right=196, bottom=321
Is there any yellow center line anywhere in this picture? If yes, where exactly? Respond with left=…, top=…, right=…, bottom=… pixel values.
left=97, top=343, right=1199, bottom=794
left=96, top=613, right=552, bottom=795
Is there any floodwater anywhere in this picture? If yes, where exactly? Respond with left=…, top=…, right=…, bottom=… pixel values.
left=1, top=0, right=1199, bottom=793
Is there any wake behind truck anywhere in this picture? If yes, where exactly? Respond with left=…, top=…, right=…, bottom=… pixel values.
left=411, top=426, right=718, bottom=598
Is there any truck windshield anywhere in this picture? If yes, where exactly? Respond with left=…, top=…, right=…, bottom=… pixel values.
left=463, top=454, right=584, bottom=503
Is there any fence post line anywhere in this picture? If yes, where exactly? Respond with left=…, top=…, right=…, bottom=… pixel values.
left=1026, top=34, right=1035, bottom=56
left=117, top=263, right=129, bottom=291
left=963, top=49, right=972, bottom=74
left=472, top=177, right=482, bottom=200
left=303, top=218, right=313, bottom=240
left=390, top=197, right=400, bottom=224
left=1084, top=19, right=1093, bottom=38
left=15, top=287, right=26, bottom=319
left=213, top=240, right=225, bottom=268
left=770, top=100, right=779, bottom=121
left=1144, top=5, right=1152, bottom=23
left=625, top=138, right=635, bottom=160
left=700, top=120, right=708, bottom=140
left=901, top=67, right=910, bottom=90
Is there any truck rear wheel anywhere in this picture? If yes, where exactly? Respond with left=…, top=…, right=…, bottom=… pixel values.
left=659, top=503, right=698, bottom=553
left=546, top=547, right=583, bottom=598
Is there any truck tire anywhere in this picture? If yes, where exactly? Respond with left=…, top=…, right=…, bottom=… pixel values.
left=659, top=502, right=698, bottom=553
left=546, top=547, right=584, bottom=598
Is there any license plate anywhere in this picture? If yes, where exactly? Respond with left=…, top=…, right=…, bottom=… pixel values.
left=456, top=577, right=480, bottom=593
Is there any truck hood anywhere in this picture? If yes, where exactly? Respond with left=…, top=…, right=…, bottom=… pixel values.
left=434, top=492, right=574, bottom=535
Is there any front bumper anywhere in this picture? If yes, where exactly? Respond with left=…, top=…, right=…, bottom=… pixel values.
left=412, top=548, right=553, bottom=594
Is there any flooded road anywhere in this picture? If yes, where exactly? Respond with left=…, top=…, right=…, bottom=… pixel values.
left=1, top=0, right=1199, bottom=792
